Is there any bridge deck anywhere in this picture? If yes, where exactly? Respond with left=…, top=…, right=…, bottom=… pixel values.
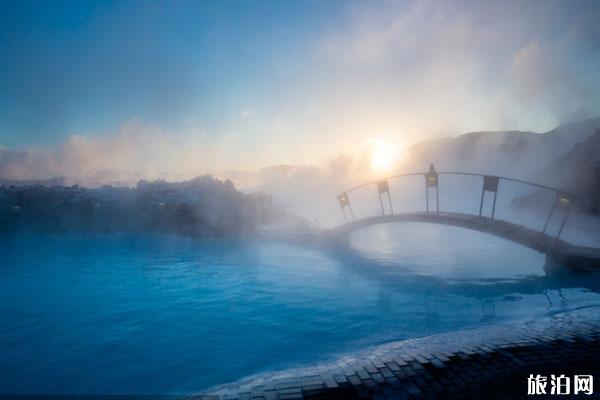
left=323, top=212, right=600, bottom=271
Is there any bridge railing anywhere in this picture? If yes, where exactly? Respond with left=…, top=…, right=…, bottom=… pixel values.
left=335, top=165, right=583, bottom=240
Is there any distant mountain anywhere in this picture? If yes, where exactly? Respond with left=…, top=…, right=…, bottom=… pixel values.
left=405, top=117, right=600, bottom=179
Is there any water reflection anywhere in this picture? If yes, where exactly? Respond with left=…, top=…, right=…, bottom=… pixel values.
left=325, top=223, right=600, bottom=324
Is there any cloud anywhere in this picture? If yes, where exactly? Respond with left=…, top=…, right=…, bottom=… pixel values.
left=240, top=109, right=254, bottom=119
left=0, top=147, right=41, bottom=181
left=313, top=0, right=600, bottom=136
left=0, top=120, right=244, bottom=185
left=508, top=39, right=600, bottom=125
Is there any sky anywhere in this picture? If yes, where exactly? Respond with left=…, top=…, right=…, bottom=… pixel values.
left=0, top=0, right=599, bottom=182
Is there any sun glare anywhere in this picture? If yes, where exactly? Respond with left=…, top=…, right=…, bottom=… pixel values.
left=368, top=138, right=397, bottom=172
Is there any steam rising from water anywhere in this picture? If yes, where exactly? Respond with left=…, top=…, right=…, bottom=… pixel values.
left=1, top=1, right=600, bottom=183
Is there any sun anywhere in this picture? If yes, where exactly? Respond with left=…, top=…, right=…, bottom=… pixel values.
left=368, top=138, right=398, bottom=172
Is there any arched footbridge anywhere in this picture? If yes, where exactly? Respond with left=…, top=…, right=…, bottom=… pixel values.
left=320, top=165, right=600, bottom=271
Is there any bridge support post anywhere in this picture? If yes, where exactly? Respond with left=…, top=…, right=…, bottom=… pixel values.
left=478, top=189, right=485, bottom=217
left=377, top=180, right=394, bottom=216
left=424, top=165, right=439, bottom=215
left=556, top=205, right=572, bottom=240
left=336, top=193, right=355, bottom=223
left=479, top=176, right=500, bottom=219
left=436, top=183, right=440, bottom=215
left=543, top=192, right=574, bottom=240
left=426, top=183, right=429, bottom=214
left=543, top=194, right=558, bottom=233
left=378, top=192, right=385, bottom=216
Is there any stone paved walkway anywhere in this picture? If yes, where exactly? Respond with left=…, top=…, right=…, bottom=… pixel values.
left=199, top=307, right=600, bottom=400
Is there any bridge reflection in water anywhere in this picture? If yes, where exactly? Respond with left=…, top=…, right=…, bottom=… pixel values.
left=327, top=165, right=600, bottom=271
left=326, top=239, right=600, bottom=324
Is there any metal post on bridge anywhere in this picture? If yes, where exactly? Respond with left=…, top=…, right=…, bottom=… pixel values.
left=479, top=175, right=500, bottom=219
left=424, top=164, right=439, bottom=215
left=336, top=192, right=355, bottom=223
left=376, top=179, right=394, bottom=216
left=543, top=192, right=574, bottom=240
left=542, top=193, right=558, bottom=234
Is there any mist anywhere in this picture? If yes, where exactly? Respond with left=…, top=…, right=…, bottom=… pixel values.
left=1, top=0, right=600, bottom=234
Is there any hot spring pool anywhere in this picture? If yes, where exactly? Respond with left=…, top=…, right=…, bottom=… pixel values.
left=1, top=223, right=599, bottom=394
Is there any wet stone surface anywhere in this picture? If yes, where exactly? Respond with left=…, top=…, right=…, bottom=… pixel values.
left=198, top=308, right=600, bottom=399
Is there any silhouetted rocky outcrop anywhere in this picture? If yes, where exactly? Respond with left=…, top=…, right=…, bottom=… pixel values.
left=540, top=129, right=600, bottom=213
left=510, top=129, right=600, bottom=215
left=0, top=176, right=292, bottom=236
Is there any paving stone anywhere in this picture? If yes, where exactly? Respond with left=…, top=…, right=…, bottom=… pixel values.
left=356, top=368, right=371, bottom=380
left=277, top=380, right=301, bottom=390
left=348, top=375, right=361, bottom=386
left=332, top=373, right=347, bottom=384
left=362, top=378, right=378, bottom=391
left=414, top=354, right=429, bottom=363
left=379, top=367, right=394, bottom=379
left=392, top=356, right=409, bottom=366
left=279, top=394, right=302, bottom=400
left=406, top=382, right=422, bottom=395
left=323, top=378, right=338, bottom=389
left=409, top=361, right=425, bottom=371
left=302, top=384, right=325, bottom=392
left=263, top=391, right=276, bottom=400
left=365, top=363, right=379, bottom=374
left=385, top=361, right=401, bottom=371
left=371, top=373, right=385, bottom=384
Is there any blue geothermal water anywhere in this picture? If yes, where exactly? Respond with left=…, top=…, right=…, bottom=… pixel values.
left=1, top=223, right=600, bottom=394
